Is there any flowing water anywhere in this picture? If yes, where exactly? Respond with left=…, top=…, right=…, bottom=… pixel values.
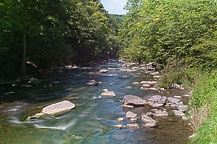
left=0, top=60, right=192, bottom=144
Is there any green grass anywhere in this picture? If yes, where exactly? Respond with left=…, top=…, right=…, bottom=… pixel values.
left=190, top=71, right=217, bottom=144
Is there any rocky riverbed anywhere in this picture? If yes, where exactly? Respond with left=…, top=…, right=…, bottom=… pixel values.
left=0, top=60, right=192, bottom=144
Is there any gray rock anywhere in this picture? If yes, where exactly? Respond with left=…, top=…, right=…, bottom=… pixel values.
left=87, top=80, right=98, bottom=86
left=146, top=112, right=154, bottom=117
left=142, top=84, right=151, bottom=88
left=130, top=117, right=138, bottom=122
left=101, top=91, right=116, bottom=97
left=27, top=101, right=75, bottom=120
left=153, top=110, right=168, bottom=117
left=126, top=111, right=137, bottom=119
left=176, top=105, right=188, bottom=112
left=144, top=122, right=157, bottom=128
left=122, top=105, right=134, bottom=108
left=141, top=81, right=158, bottom=85
left=148, top=95, right=167, bottom=107
left=114, top=124, right=125, bottom=128
left=42, top=101, right=75, bottom=115
left=141, top=115, right=156, bottom=123
left=149, top=102, right=164, bottom=108
left=126, top=123, right=139, bottom=129
left=173, top=110, right=185, bottom=117
left=148, top=95, right=162, bottom=103
left=117, top=118, right=124, bottom=122
left=168, top=97, right=180, bottom=104
left=132, top=82, right=140, bottom=85
left=122, top=95, right=146, bottom=106
left=99, top=69, right=108, bottom=73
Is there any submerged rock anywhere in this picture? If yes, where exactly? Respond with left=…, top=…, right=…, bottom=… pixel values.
left=27, top=101, right=75, bottom=120
left=87, top=80, right=98, bottom=86
left=122, top=95, right=147, bottom=106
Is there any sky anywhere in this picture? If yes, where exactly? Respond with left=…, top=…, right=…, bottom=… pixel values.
left=100, top=0, right=128, bottom=15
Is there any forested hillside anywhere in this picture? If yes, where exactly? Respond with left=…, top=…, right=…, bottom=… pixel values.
left=0, top=0, right=119, bottom=77
left=119, top=0, right=217, bottom=70
left=119, top=0, right=217, bottom=143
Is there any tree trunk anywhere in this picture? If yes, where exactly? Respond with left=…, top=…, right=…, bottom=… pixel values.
left=22, top=31, right=27, bottom=75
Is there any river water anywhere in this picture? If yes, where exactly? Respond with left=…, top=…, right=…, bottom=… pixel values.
left=0, top=60, right=192, bottom=144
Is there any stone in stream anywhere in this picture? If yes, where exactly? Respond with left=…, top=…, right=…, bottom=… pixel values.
left=126, top=111, right=137, bottom=119
left=167, top=97, right=181, bottom=104
left=114, top=124, right=125, bottom=129
left=149, top=102, right=164, bottom=108
left=122, top=95, right=147, bottom=106
left=27, top=101, right=75, bottom=120
left=142, top=84, right=151, bottom=88
left=101, top=90, right=116, bottom=97
left=176, top=104, right=188, bottom=112
left=140, top=81, right=158, bottom=85
left=144, top=122, right=157, bottom=128
left=173, top=110, right=185, bottom=117
left=148, top=95, right=167, bottom=108
left=153, top=110, right=168, bottom=117
left=174, top=96, right=182, bottom=99
left=126, top=123, right=139, bottom=129
left=117, top=118, right=125, bottom=122
left=130, top=117, right=138, bottom=122
left=87, top=80, right=98, bottom=86
left=99, top=69, right=108, bottom=73
left=122, top=104, right=134, bottom=108
left=132, top=82, right=140, bottom=85
left=141, top=115, right=156, bottom=123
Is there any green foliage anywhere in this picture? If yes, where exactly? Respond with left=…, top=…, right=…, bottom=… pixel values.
left=190, top=71, right=217, bottom=143
left=110, top=14, right=124, bottom=23
left=119, top=0, right=217, bottom=69
left=0, top=0, right=119, bottom=77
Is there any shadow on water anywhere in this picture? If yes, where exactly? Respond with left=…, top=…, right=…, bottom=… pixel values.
left=0, top=60, right=192, bottom=144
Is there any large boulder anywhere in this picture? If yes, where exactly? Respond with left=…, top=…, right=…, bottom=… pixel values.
left=41, top=101, right=75, bottom=115
left=122, top=95, right=147, bottom=106
left=27, top=101, right=75, bottom=120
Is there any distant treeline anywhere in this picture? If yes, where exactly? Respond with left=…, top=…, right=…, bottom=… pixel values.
left=0, top=0, right=120, bottom=77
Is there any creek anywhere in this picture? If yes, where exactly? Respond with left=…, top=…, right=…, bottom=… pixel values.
left=0, top=60, right=192, bottom=144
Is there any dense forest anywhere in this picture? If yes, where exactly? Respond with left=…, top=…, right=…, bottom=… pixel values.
left=0, top=0, right=120, bottom=77
left=119, top=0, right=216, bottom=143
left=0, top=0, right=216, bottom=143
